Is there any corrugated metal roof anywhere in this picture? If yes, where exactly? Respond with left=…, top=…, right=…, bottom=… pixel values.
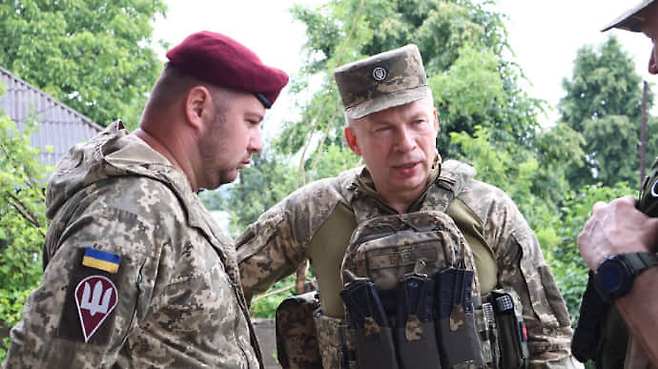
left=0, top=66, right=103, bottom=166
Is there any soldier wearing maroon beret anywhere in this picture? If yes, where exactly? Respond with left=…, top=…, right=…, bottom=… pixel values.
left=3, top=31, right=287, bottom=369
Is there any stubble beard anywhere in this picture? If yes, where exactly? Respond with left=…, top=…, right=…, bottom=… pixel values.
left=198, top=110, right=232, bottom=189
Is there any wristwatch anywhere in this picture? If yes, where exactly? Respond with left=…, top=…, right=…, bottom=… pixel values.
left=594, top=252, right=658, bottom=301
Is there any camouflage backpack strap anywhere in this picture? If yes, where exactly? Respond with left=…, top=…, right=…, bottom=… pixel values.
left=422, top=160, right=497, bottom=295
left=307, top=201, right=358, bottom=319
left=419, top=159, right=473, bottom=214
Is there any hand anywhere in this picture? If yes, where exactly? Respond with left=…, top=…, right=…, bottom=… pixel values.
left=577, top=196, right=658, bottom=270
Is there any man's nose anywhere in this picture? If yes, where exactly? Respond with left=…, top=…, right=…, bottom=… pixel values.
left=395, top=126, right=416, bottom=152
left=249, top=130, right=263, bottom=153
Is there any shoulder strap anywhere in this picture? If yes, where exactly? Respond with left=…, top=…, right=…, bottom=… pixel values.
left=307, top=202, right=357, bottom=318
left=447, top=198, right=497, bottom=295
left=429, top=160, right=498, bottom=294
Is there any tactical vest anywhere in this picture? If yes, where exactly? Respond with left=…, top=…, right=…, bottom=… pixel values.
left=306, top=169, right=497, bottom=320
left=275, top=167, right=528, bottom=369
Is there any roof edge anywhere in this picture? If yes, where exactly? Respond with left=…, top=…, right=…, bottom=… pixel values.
left=0, top=65, right=105, bottom=132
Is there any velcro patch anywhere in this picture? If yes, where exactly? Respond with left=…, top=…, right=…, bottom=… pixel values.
left=58, top=247, right=123, bottom=344
left=74, top=275, right=118, bottom=342
left=82, top=247, right=121, bottom=274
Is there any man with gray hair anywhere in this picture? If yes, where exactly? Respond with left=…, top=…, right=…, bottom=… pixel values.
left=237, top=44, right=580, bottom=369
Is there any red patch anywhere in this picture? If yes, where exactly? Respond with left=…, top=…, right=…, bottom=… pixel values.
left=74, top=275, right=118, bottom=342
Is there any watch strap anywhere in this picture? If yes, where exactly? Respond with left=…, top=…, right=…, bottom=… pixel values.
left=594, top=252, right=658, bottom=301
left=623, top=252, right=658, bottom=276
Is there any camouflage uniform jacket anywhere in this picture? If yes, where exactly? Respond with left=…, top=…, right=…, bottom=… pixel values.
left=236, top=160, right=578, bottom=369
left=3, top=122, right=261, bottom=369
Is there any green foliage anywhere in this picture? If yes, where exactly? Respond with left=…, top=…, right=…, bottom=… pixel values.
left=431, top=46, right=504, bottom=118
left=0, top=0, right=166, bottom=126
left=249, top=275, right=296, bottom=319
left=559, top=36, right=652, bottom=187
left=583, top=115, right=641, bottom=186
left=546, top=183, right=633, bottom=321
left=534, top=123, right=586, bottom=205
left=560, top=37, right=645, bottom=131
left=210, top=145, right=361, bottom=234
left=0, top=112, right=48, bottom=359
left=450, top=126, right=555, bottom=232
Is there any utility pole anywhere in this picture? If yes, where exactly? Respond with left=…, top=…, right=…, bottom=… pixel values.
left=640, top=81, right=649, bottom=182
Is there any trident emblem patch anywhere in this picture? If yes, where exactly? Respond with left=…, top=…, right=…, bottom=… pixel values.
left=74, top=275, right=118, bottom=342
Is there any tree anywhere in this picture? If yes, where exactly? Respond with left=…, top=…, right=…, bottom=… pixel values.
left=0, top=0, right=166, bottom=126
left=533, top=123, right=586, bottom=207
left=559, top=36, right=652, bottom=187
left=561, top=37, right=643, bottom=131
left=0, top=91, right=48, bottom=359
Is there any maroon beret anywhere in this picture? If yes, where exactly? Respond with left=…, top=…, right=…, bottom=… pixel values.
left=166, top=31, right=289, bottom=108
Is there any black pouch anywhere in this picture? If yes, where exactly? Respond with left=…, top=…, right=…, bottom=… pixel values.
left=341, top=277, right=399, bottom=369
left=490, top=290, right=529, bottom=369
left=571, top=273, right=610, bottom=363
left=395, top=273, right=442, bottom=369
left=434, top=268, right=484, bottom=369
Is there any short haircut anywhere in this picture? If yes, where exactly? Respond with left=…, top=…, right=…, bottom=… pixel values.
left=145, top=63, right=232, bottom=117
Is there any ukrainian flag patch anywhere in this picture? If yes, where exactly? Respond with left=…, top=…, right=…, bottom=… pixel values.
left=82, top=247, right=121, bottom=274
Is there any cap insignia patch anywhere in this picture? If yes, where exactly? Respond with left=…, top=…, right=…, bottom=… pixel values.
left=372, top=66, right=388, bottom=81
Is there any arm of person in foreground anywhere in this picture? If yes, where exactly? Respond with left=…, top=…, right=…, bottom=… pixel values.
left=616, top=267, right=658, bottom=365
left=578, top=196, right=658, bottom=366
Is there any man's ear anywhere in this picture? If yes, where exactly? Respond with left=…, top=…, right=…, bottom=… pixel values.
left=184, top=86, right=212, bottom=131
left=433, top=107, right=440, bottom=133
left=344, top=125, right=362, bottom=156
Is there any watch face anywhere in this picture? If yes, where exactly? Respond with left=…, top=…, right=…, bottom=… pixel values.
left=597, top=258, right=627, bottom=296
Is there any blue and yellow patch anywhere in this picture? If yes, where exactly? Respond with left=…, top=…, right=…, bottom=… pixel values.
left=82, top=247, right=121, bottom=274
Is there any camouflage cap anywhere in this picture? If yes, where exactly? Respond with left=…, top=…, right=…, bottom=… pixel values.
left=602, top=0, right=656, bottom=32
left=334, top=44, right=431, bottom=120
